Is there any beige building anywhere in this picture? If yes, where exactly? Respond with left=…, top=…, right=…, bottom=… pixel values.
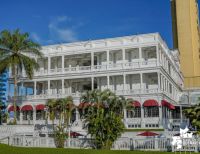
left=171, top=0, right=200, bottom=88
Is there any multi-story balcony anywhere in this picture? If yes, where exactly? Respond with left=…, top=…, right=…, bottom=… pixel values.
left=17, top=88, right=160, bottom=101
left=8, top=71, right=180, bottom=103
left=10, top=43, right=182, bottom=93
left=15, top=46, right=158, bottom=77
left=32, top=59, right=158, bottom=76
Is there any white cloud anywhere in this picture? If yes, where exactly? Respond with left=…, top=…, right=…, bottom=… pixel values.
left=30, top=16, right=81, bottom=45
left=48, top=16, right=78, bottom=43
left=31, top=32, right=41, bottom=42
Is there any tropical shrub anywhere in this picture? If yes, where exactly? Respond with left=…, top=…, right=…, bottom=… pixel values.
left=184, top=103, right=200, bottom=134
left=81, top=89, right=132, bottom=149
left=46, top=96, right=74, bottom=148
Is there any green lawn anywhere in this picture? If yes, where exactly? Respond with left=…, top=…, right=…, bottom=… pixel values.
left=0, top=144, right=179, bottom=154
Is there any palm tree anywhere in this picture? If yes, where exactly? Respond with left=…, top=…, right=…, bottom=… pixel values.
left=0, top=29, right=43, bottom=123
left=46, top=97, right=75, bottom=148
left=46, top=99, right=57, bottom=129
left=56, top=96, right=74, bottom=127
left=81, top=89, right=129, bottom=149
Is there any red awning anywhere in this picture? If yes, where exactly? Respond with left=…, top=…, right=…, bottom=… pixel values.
left=137, top=131, right=159, bottom=137
left=143, top=99, right=159, bottom=107
left=78, top=102, right=90, bottom=108
left=8, top=106, right=20, bottom=112
left=36, top=104, right=45, bottom=110
left=161, top=100, right=175, bottom=110
left=132, top=101, right=141, bottom=107
left=21, top=105, right=33, bottom=111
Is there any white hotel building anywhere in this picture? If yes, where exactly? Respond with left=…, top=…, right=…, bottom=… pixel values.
left=8, top=33, right=189, bottom=130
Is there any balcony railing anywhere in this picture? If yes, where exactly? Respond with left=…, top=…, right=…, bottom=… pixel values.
left=25, top=60, right=158, bottom=77
left=10, top=88, right=160, bottom=101
left=169, top=118, right=189, bottom=124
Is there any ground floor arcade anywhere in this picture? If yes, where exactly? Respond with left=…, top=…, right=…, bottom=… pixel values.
left=7, top=99, right=188, bottom=130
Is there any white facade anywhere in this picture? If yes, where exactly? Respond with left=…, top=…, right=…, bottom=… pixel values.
left=8, top=33, right=188, bottom=130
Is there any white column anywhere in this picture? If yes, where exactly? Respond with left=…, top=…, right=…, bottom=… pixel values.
left=159, top=49, right=162, bottom=65
left=75, top=108, right=80, bottom=121
left=122, top=49, right=126, bottom=64
left=21, top=82, right=24, bottom=96
left=107, top=75, right=110, bottom=89
left=34, top=81, right=37, bottom=96
left=157, top=72, right=160, bottom=92
left=9, top=66, right=12, bottom=77
left=123, top=74, right=126, bottom=91
left=25, top=85, right=28, bottom=96
left=180, top=106, right=183, bottom=123
left=33, top=107, right=36, bottom=125
left=156, top=44, right=159, bottom=66
left=20, top=112, right=23, bottom=124
left=139, top=47, right=142, bottom=59
left=160, top=74, right=162, bottom=91
left=91, top=51, right=94, bottom=69
left=141, top=106, right=145, bottom=127
left=159, top=106, right=163, bottom=127
left=164, top=78, right=166, bottom=92
left=162, top=76, right=164, bottom=92
left=170, top=109, right=172, bottom=119
left=62, top=79, right=65, bottom=94
left=107, top=50, right=110, bottom=66
left=140, top=73, right=143, bottom=93
left=48, top=80, right=50, bottom=95
left=48, top=57, right=51, bottom=73
left=62, top=55, right=65, bottom=73
left=167, top=81, right=169, bottom=94
left=91, top=77, right=94, bottom=90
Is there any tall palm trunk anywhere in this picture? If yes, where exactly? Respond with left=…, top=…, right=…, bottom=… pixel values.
left=13, top=65, right=18, bottom=123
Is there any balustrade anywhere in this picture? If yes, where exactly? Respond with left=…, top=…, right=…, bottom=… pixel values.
left=30, top=60, right=157, bottom=77
left=16, top=88, right=160, bottom=100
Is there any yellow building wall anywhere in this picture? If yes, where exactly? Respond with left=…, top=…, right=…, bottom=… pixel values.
left=172, top=0, right=200, bottom=88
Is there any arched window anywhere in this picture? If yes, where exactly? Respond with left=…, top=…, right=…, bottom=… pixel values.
left=144, top=106, right=159, bottom=117
left=21, top=105, right=33, bottom=120
left=143, top=99, right=159, bottom=117
left=134, top=107, right=141, bottom=117
left=126, top=107, right=141, bottom=118
left=126, top=101, right=141, bottom=118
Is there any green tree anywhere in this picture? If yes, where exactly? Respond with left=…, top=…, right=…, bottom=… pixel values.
left=184, top=103, right=200, bottom=134
left=46, top=96, right=75, bottom=148
left=81, top=89, right=130, bottom=149
left=57, top=96, right=74, bottom=127
left=46, top=99, right=57, bottom=129
left=0, top=29, right=43, bottom=123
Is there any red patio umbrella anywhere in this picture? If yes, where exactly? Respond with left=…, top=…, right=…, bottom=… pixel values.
left=137, top=131, right=159, bottom=137
left=70, top=132, right=83, bottom=137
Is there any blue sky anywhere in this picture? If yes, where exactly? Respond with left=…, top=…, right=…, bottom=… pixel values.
left=0, top=0, right=199, bottom=48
